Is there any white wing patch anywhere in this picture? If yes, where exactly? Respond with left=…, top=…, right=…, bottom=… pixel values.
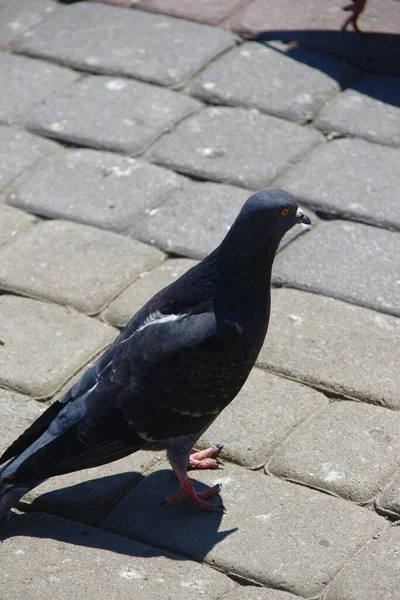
left=136, top=310, right=186, bottom=333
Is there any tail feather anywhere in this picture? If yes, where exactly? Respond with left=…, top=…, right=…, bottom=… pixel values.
left=0, top=483, right=35, bottom=525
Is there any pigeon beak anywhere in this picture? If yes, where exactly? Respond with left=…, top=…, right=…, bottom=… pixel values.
left=294, top=207, right=311, bottom=226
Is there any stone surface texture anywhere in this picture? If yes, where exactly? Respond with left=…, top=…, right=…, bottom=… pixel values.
left=11, top=2, right=236, bottom=87
left=0, top=0, right=59, bottom=46
left=150, top=106, right=324, bottom=189
left=0, top=220, right=165, bottom=314
left=26, top=75, right=201, bottom=155
left=273, top=220, right=400, bottom=317
left=375, top=472, right=400, bottom=519
left=136, top=0, right=247, bottom=26
left=187, top=42, right=360, bottom=123
left=0, top=204, right=37, bottom=246
left=7, top=149, right=187, bottom=232
left=277, top=137, right=400, bottom=230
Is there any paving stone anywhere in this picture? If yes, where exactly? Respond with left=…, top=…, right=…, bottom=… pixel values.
left=0, top=126, right=59, bottom=191
left=0, top=220, right=165, bottom=315
left=258, top=289, right=400, bottom=409
left=277, top=138, right=400, bottom=231
left=314, top=75, right=400, bottom=147
left=197, top=368, right=327, bottom=468
left=187, top=42, right=359, bottom=123
left=0, top=52, right=79, bottom=125
left=325, top=527, right=400, bottom=600
left=11, top=2, right=236, bottom=87
left=273, top=220, right=400, bottom=317
left=0, top=0, right=58, bottom=47
left=0, top=389, right=45, bottom=451
left=375, top=472, right=400, bottom=519
left=0, top=204, right=37, bottom=246
left=150, top=107, right=324, bottom=190
left=101, top=462, right=385, bottom=597
left=7, top=149, right=187, bottom=232
left=224, top=590, right=300, bottom=600
left=103, top=258, right=197, bottom=328
left=0, top=295, right=117, bottom=398
left=21, top=451, right=163, bottom=525
left=268, top=400, right=400, bottom=503
left=137, top=0, right=247, bottom=26
left=0, top=512, right=235, bottom=600
left=26, top=75, right=201, bottom=155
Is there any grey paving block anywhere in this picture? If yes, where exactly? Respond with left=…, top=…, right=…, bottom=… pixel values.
left=197, top=368, right=327, bottom=468
left=0, top=220, right=165, bottom=315
left=0, top=52, right=79, bottom=125
left=11, top=2, right=236, bottom=87
left=0, top=512, right=235, bottom=600
left=0, top=204, right=37, bottom=246
left=268, top=401, right=400, bottom=503
left=187, top=42, right=360, bottom=123
left=101, top=462, right=385, bottom=597
left=0, top=295, right=117, bottom=398
left=26, top=75, right=201, bottom=155
left=277, top=138, right=400, bottom=231
left=0, top=389, right=45, bottom=452
left=103, top=258, right=197, bottom=328
left=375, top=472, right=400, bottom=519
left=22, top=451, right=163, bottom=525
left=7, top=149, right=187, bottom=232
left=0, top=126, right=59, bottom=191
left=224, top=589, right=300, bottom=600
left=150, top=107, right=324, bottom=189
left=273, top=220, right=400, bottom=317
left=130, top=181, right=251, bottom=258
left=258, top=289, right=400, bottom=409
left=0, top=0, right=58, bottom=46
left=137, top=0, right=246, bottom=26
left=325, top=527, right=400, bottom=600
left=314, top=75, right=400, bottom=147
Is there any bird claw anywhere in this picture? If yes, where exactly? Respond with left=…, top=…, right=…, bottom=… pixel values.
left=188, top=444, right=224, bottom=470
left=161, top=480, right=224, bottom=513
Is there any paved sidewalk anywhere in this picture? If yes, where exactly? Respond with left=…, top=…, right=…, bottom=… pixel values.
left=1, top=1, right=400, bottom=598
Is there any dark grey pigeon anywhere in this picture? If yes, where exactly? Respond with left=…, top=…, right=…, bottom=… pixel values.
left=0, top=189, right=310, bottom=521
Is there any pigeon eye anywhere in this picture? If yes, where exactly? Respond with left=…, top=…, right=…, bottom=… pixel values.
left=280, top=207, right=289, bottom=217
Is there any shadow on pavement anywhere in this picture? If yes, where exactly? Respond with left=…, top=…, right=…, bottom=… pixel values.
left=256, top=30, right=400, bottom=80
left=0, top=469, right=237, bottom=562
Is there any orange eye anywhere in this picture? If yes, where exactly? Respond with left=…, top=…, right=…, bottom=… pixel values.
left=280, top=207, right=289, bottom=217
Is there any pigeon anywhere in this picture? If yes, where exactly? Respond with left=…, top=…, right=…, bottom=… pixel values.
left=0, top=189, right=310, bottom=521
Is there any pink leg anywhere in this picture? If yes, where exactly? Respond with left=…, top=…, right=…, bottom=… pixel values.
left=188, top=444, right=224, bottom=470
left=162, top=462, right=225, bottom=513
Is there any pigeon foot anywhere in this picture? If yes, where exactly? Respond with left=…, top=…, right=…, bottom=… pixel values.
left=188, top=444, right=224, bottom=470
left=162, top=477, right=224, bottom=512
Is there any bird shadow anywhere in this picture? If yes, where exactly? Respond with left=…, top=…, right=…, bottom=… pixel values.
left=0, top=470, right=237, bottom=562
left=255, top=30, right=400, bottom=106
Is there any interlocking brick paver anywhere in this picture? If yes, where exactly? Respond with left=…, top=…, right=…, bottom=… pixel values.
left=12, top=2, right=236, bottom=87
left=0, top=389, right=45, bottom=450
left=198, top=368, right=327, bottom=468
left=7, top=149, right=187, bottom=232
left=103, top=258, right=197, bottom=328
left=102, top=462, right=385, bottom=597
left=26, top=75, right=201, bottom=155
left=150, top=107, right=324, bottom=189
left=268, top=401, right=400, bottom=503
left=273, top=220, right=400, bottom=317
left=0, top=205, right=37, bottom=246
left=375, top=473, right=400, bottom=519
left=0, top=512, right=235, bottom=600
left=277, top=138, right=400, bottom=230
left=258, top=289, right=400, bottom=408
left=137, top=0, right=247, bottom=25
left=0, top=220, right=165, bottom=315
left=314, top=75, right=400, bottom=147
left=22, top=451, right=163, bottom=525
left=187, top=42, right=359, bottom=123
left=0, top=126, right=59, bottom=192
left=325, top=527, right=400, bottom=600
left=0, top=295, right=117, bottom=398
left=0, top=52, right=79, bottom=125
left=0, top=0, right=58, bottom=47
left=224, top=590, right=299, bottom=600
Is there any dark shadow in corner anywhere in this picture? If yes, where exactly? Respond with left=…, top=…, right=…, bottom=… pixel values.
left=0, top=469, right=237, bottom=562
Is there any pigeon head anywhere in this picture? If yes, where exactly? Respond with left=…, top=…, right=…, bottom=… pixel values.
left=234, top=189, right=311, bottom=241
